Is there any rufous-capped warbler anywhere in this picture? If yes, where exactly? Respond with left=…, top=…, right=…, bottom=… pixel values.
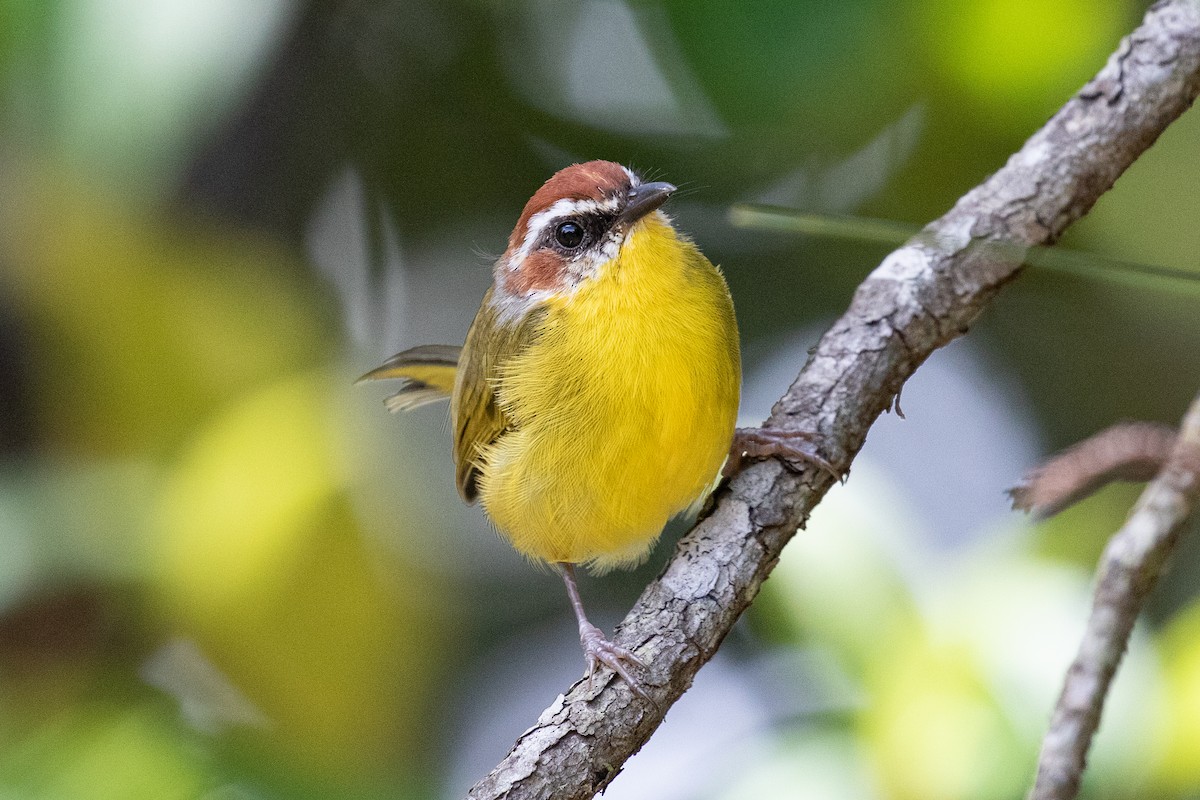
left=362, top=161, right=827, bottom=696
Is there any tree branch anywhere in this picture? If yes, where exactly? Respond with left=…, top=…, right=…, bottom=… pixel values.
left=467, top=2, right=1200, bottom=797
left=1028, top=395, right=1200, bottom=800
left=1009, top=421, right=1180, bottom=518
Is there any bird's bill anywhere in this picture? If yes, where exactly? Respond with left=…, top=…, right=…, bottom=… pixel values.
left=617, top=181, right=676, bottom=228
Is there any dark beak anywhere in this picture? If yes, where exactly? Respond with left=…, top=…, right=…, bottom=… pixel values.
left=617, top=181, right=676, bottom=227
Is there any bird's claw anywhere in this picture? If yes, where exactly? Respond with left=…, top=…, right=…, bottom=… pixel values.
left=727, top=427, right=842, bottom=483
left=579, top=622, right=649, bottom=700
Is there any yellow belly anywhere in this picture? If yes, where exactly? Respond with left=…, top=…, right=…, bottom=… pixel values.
left=477, top=218, right=740, bottom=570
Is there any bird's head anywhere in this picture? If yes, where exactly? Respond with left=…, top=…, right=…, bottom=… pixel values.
left=495, top=161, right=677, bottom=301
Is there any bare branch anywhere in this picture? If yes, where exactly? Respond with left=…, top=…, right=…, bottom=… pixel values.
left=467, top=2, right=1200, bottom=798
left=1010, top=421, right=1179, bottom=517
left=1029, top=394, right=1200, bottom=800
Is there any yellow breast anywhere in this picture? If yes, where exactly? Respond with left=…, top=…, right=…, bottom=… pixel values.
left=477, top=214, right=741, bottom=570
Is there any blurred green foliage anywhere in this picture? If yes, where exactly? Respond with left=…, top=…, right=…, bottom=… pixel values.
left=0, top=0, right=1197, bottom=798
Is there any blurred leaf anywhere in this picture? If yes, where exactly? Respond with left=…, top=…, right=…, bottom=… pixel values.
left=1152, top=599, right=1200, bottom=793
left=153, top=373, right=346, bottom=607
left=865, top=636, right=1021, bottom=800
left=664, top=0, right=903, bottom=131
left=0, top=166, right=333, bottom=456
left=151, top=372, right=452, bottom=779
left=48, top=0, right=295, bottom=191
left=0, top=705, right=214, bottom=800
left=718, top=733, right=880, bottom=800
left=1069, top=101, right=1200, bottom=275
left=906, top=0, right=1132, bottom=123
left=759, top=459, right=924, bottom=671
left=765, top=459, right=1166, bottom=800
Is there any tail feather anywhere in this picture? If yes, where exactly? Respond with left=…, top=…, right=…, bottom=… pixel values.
left=358, top=344, right=461, bottom=413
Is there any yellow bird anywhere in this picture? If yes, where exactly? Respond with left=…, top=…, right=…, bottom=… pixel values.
left=362, top=161, right=824, bottom=695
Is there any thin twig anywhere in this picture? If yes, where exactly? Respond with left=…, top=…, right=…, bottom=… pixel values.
left=1028, top=395, right=1200, bottom=800
left=1010, top=421, right=1180, bottom=518
left=467, top=3, right=1200, bottom=798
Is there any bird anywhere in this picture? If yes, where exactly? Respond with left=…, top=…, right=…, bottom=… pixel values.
left=361, top=161, right=829, bottom=697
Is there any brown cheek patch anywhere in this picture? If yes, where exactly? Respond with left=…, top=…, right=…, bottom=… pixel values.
left=503, top=249, right=569, bottom=295
left=507, top=160, right=631, bottom=251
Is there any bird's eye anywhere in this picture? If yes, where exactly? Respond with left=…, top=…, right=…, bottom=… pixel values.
left=554, top=220, right=586, bottom=250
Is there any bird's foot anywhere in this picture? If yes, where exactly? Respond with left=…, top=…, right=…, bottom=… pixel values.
left=579, top=622, right=648, bottom=700
left=726, top=426, right=841, bottom=482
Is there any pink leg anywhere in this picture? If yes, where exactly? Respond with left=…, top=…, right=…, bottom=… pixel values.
left=558, top=563, right=648, bottom=699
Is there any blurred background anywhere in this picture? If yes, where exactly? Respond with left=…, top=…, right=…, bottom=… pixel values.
left=1, top=0, right=1198, bottom=798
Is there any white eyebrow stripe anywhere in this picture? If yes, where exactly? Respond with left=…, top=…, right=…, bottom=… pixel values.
left=492, top=227, right=627, bottom=314
left=510, top=195, right=623, bottom=268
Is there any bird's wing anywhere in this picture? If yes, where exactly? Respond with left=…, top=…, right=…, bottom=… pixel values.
left=358, top=344, right=462, bottom=412
left=453, top=289, right=546, bottom=503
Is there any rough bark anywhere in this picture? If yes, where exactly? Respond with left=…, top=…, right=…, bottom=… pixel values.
left=467, top=2, right=1200, bottom=798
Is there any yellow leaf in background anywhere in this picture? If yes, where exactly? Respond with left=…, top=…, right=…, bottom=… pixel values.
left=865, top=638, right=1019, bottom=800
left=153, top=373, right=342, bottom=609
left=0, top=706, right=211, bottom=800
left=0, top=166, right=330, bottom=456
left=908, top=0, right=1129, bottom=121
left=1153, top=600, right=1200, bottom=792
left=151, top=372, right=451, bottom=777
left=761, top=459, right=923, bottom=670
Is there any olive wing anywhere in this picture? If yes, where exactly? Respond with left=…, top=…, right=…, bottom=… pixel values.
left=452, top=289, right=545, bottom=503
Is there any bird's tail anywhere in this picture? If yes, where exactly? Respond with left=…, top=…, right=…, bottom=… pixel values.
left=357, top=344, right=461, bottom=412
